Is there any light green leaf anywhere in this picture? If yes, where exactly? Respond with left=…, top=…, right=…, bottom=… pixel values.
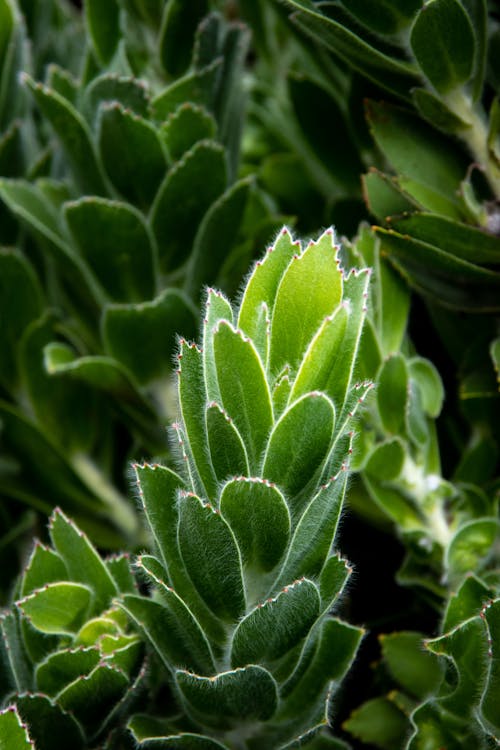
left=220, top=477, right=290, bottom=572
left=21, top=542, right=67, bottom=596
left=177, top=493, right=245, bottom=622
left=230, top=578, right=320, bottom=667
left=206, top=403, right=249, bottom=482
left=17, top=582, right=92, bottom=635
left=381, top=631, right=443, bottom=700
left=365, top=438, right=405, bottom=481
left=446, top=518, right=499, bottom=580
left=377, top=354, right=409, bottom=435
left=343, top=696, right=408, bottom=750
left=410, top=0, right=475, bottom=93
left=0, top=706, right=34, bottom=749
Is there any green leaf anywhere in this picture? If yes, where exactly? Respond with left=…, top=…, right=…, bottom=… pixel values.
left=230, top=578, right=320, bottom=667
left=14, top=694, right=85, bottom=750
left=0, top=706, right=33, bottom=749
left=186, top=177, right=252, bottom=294
left=151, top=58, right=222, bottom=121
left=49, top=508, right=118, bottom=612
left=21, top=542, right=67, bottom=596
left=491, top=338, right=500, bottom=388
left=343, top=696, right=408, bottom=750
left=446, top=518, right=499, bottom=580
left=339, top=0, right=421, bottom=35
left=97, top=102, right=167, bottom=210
left=205, top=403, right=249, bottom=482
left=160, top=103, right=216, bottom=162
left=270, top=230, right=342, bottom=373
left=411, top=87, right=471, bottom=133
left=202, top=287, right=234, bottom=404
left=22, top=75, right=107, bottom=195
left=408, top=357, right=444, bottom=418
left=103, top=288, right=197, bottom=384
left=56, top=661, right=128, bottom=729
left=238, top=226, right=299, bottom=344
left=0, top=612, right=33, bottom=693
left=82, top=73, right=150, bottom=123
left=443, top=574, right=493, bottom=631
left=262, top=392, right=335, bottom=500
left=17, top=582, right=92, bottom=635
left=287, top=2, right=419, bottom=100
left=178, top=493, right=245, bottom=622
left=132, top=731, right=229, bottom=749
left=377, top=354, right=409, bottom=435
left=366, top=101, right=466, bottom=218
left=362, top=168, right=420, bottom=222
left=159, top=0, right=209, bottom=77
left=219, top=477, right=290, bottom=572
left=380, top=631, right=443, bottom=700
left=480, top=599, right=500, bottom=730
left=64, top=198, right=157, bottom=302
left=0, top=249, right=43, bottom=391
left=365, top=438, right=405, bottom=481
left=176, top=665, right=278, bottom=728
left=410, top=0, right=475, bottom=93
left=36, top=647, right=100, bottom=695
left=150, top=140, right=227, bottom=272
left=120, top=588, right=215, bottom=675
left=213, top=321, right=273, bottom=470
left=85, top=0, right=120, bottom=65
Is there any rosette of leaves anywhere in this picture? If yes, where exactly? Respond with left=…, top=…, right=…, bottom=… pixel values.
left=0, top=508, right=144, bottom=749
left=115, top=227, right=371, bottom=748
left=0, top=1, right=285, bottom=553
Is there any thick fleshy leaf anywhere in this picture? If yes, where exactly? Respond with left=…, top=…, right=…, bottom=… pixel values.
left=56, top=661, right=128, bottom=728
left=269, top=230, right=342, bottom=373
left=120, top=588, right=215, bottom=675
left=64, top=198, right=157, bottom=302
left=177, top=493, right=245, bottom=621
left=151, top=59, right=222, bottom=121
left=213, top=322, right=273, bottom=469
left=21, top=542, right=67, bottom=596
left=202, top=287, right=234, bottom=404
left=36, top=647, right=100, bottom=695
left=85, top=0, right=120, bottom=64
left=442, top=574, right=493, bottom=631
left=176, top=665, right=278, bottom=727
left=365, top=438, right=405, bottom=481
left=0, top=249, right=43, bottom=391
left=377, top=354, right=409, bottom=435
left=160, top=103, right=216, bottom=162
left=287, top=2, right=418, bottom=99
left=230, top=578, right=320, bottom=667
left=22, top=75, right=107, bottom=195
left=219, top=477, right=290, bottom=572
left=0, top=706, right=33, bottom=748
left=410, top=0, right=475, bottom=93
left=206, top=403, right=249, bottom=481
left=159, top=0, right=208, bottom=77
left=150, top=140, right=227, bottom=272
left=103, top=288, right=197, bottom=384
left=343, top=696, right=408, bottom=750
left=17, top=582, right=92, bottom=635
left=97, top=103, right=167, bottom=209
left=15, top=694, right=85, bottom=750
left=381, top=631, right=443, bottom=700
left=262, top=392, right=335, bottom=500
left=49, top=509, right=118, bottom=612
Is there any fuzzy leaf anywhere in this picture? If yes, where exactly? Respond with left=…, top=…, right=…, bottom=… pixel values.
left=17, top=582, right=92, bottom=635
left=0, top=707, right=33, bottom=749
left=219, top=477, right=290, bottom=572
left=446, top=518, right=499, bottom=580
left=177, top=493, right=245, bottom=621
left=64, top=198, right=157, bottom=302
left=0, top=612, right=33, bottom=693
left=270, top=230, right=342, bottom=373
left=103, top=289, right=197, bottom=384
left=213, top=322, right=273, bottom=469
left=206, top=403, right=249, bottom=481
left=14, top=694, right=85, bottom=750
left=262, top=392, right=335, bottom=500
left=150, top=140, right=227, bottom=272
left=202, top=287, right=234, bottom=403
left=160, top=104, right=216, bottom=162
left=230, top=578, right=320, bottom=667
left=82, top=74, right=150, bottom=123
left=56, top=661, right=128, bottom=728
left=21, top=543, right=67, bottom=596
left=442, top=574, right=493, bottom=631
left=22, top=75, right=106, bottom=195
left=49, top=509, right=118, bottom=612
left=176, top=665, right=278, bottom=727
left=36, top=647, right=100, bottom=695
left=98, top=103, right=167, bottom=209
left=410, top=0, right=475, bottom=93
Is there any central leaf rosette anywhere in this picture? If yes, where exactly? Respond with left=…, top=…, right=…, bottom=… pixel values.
left=122, top=227, right=372, bottom=747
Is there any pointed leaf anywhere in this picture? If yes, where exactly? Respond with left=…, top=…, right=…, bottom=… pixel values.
left=262, top=392, right=335, bottom=500
left=98, top=102, right=167, bottom=209
left=176, top=665, right=278, bottom=728
left=21, top=542, right=67, bottom=596
left=270, top=230, right=342, bottom=373
left=49, top=509, right=118, bottom=612
left=17, top=582, right=92, bottom=635
left=230, top=578, right=320, bottom=667
left=443, top=574, right=493, bottom=631
left=202, top=288, right=234, bottom=404
left=480, top=599, right=500, bottom=730
left=206, top=403, right=249, bottom=482
left=22, top=75, right=106, bottom=195
left=213, top=321, right=273, bottom=469
left=103, top=288, right=197, bottom=384
left=178, top=493, right=245, bottom=621
left=150, top=140, right=227, bottom=272
left=82, top=73, right=150, bottom=123
left=85, top=0, right=120, bottom=64
left=220, top=477, right=290, bottom=572
left=36, top=647, right=100, bottom=696
left=15, top=694, right=85, bottom=750
left=0, top=707, right=33, bottom=749
left=410, top=0, right=475, bottom=93
left=64, top=198, right=157, bottom=302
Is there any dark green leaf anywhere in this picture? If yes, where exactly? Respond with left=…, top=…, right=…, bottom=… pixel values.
left=36, top=647, right=100, bottom=695
left=56, top=661, right=128, bottom=728
left=411, top=87, right=471, bottom=134
left=159, top=0, right=209, bottom=77
left=0, top=612, right=33, bottom=693
left=410, top=0, right=475, bottom=93
left=408, top=357, right=444, bottom=418
left=15, top=694, right=85, bottom=750
left=206, top=403, right=249, bottom=482
left=85, top=0, right=120, bottom=65
left=82, top=73, right=150, bottom=124
left=160, top=103, right=216, bottom=162
left=151, top=59, right=222, bottom=121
